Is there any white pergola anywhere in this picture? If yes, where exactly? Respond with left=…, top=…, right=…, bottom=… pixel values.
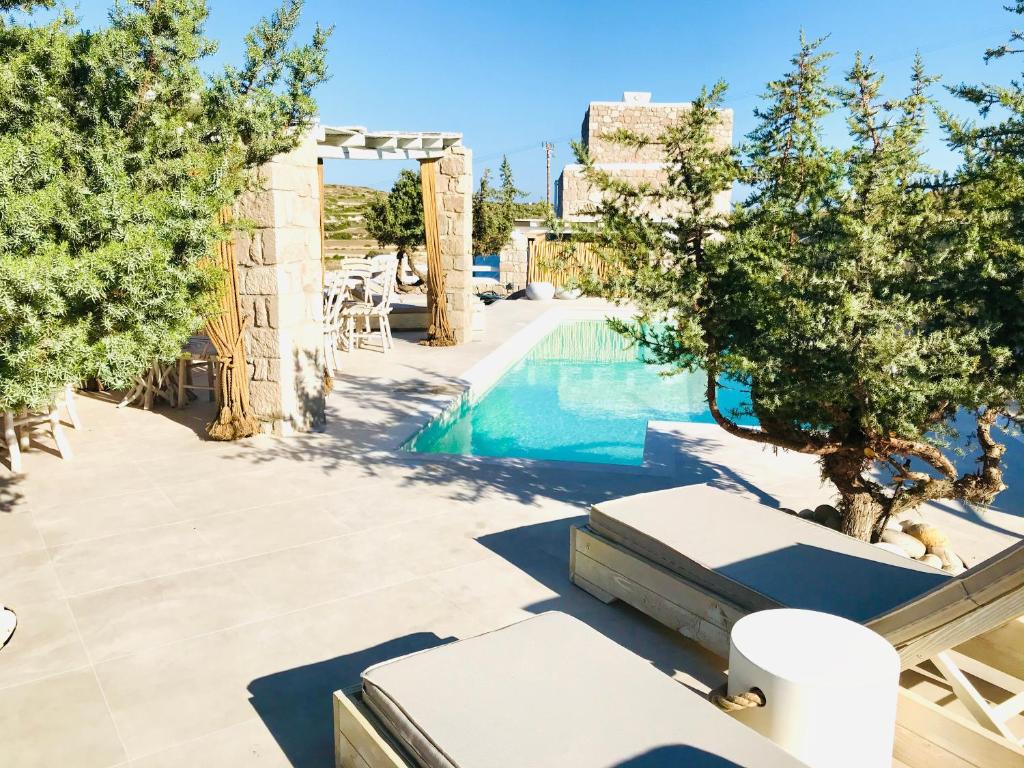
left=314, top=123, right=463, bottom=161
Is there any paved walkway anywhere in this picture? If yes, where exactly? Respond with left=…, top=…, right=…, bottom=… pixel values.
left=1, top=298, right=1021, bottom=767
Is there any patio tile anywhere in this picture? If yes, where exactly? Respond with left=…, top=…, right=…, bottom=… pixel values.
left=94, top=577, right=458, bottom=759
left=226, top=530, right=421, bottom=615
left=120, top=718, right=291, bottom=768
left=0, top=549, right=63, bottom=605
left=191, top=497, right=349, bottom=562
left=321, top=483, right=467, bottom=532
left=0, top=598, right=89, bottom=689
left=161, top=465, right=325, bottom=518
left=69, top=563, right=273, bottom=661
left=16, top=463, right=157, bottom=511
left=31, top=488, right=183, bottom=548
left=51, top=522, right=221, bottom=596
left=0, top=669, right=125, bottom=768
left=0, top=510, right=46, bottom=556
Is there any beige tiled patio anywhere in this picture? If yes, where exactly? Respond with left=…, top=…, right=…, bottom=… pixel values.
left=2, top=298, right=1021, bottom=767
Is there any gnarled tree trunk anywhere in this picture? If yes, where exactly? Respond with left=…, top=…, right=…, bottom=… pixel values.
left=821, top=450, right=885, bottom=541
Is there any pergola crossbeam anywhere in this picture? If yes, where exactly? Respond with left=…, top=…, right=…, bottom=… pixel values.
left=316, top=123, right=462, bottom=161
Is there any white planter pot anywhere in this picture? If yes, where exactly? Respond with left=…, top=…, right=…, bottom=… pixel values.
left=525, top=281, right=555, bottom=301
left=555, top=287, right=583, bottom=300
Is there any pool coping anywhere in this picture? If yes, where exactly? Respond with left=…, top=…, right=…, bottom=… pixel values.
left=389, top=304, right=699, bottom=479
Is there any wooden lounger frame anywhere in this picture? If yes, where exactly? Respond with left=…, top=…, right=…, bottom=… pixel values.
left=570, top=523, right=1024, bottom=763
left=334, top=684, right=413, bottom=768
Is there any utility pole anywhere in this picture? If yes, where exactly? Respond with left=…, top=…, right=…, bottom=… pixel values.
left=543, top=142, right=554, bottom=208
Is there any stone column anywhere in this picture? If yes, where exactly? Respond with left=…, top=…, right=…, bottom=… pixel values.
left=234, top=132, right=325, bottom=435
left=499, top=231, right=529, bottom=291
left=433, top=146, right=474, bottom=343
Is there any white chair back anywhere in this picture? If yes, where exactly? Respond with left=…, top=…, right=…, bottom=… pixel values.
left=370, top=254, right=398, bottom=310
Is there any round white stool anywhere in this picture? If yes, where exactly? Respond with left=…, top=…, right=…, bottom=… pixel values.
left=726, top=608, right=900, bottom=768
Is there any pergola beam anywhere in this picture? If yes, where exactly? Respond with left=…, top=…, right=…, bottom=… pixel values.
left=317, top=146, right=450, bottom=161
left=315, top=123, right=462, bottom=161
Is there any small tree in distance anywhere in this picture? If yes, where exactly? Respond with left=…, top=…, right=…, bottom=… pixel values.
left=364, top=168, right=427, bottom=292
left=577, top=33, right=1021, bottom=541
left=472, top=155, right=524, bottom=256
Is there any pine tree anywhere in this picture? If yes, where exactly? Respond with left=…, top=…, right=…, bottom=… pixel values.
left=472, top=155, right=522, bottom=256
left=0, top=0, right=330, bottom=412
left=580, top=35, right=1019, bottom=541
left=364, top=169, right=427, bottom=290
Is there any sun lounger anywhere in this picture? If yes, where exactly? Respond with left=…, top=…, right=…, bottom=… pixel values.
left=569, top=483, right=1024, bottom=758
left=333, top=611, right=808, bottom=768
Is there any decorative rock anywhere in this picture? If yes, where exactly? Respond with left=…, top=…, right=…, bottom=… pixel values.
left=916, top=554, right=943, bottom=569
left=901, top=522, right=950, bottom=549
left=879, top=530, right=926, bottom=559
left=797, top=509, right=816, bottom=520
left=884, top=517, right=903, bottom=532
left=812, top=504, right=842, bottom=530
left=779, top=508, right=797, bottom=515
left=929, top=546, right=966, bottom=575
left=874, top=542, right=911, bottom=558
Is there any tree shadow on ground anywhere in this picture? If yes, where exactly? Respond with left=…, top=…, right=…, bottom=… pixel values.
left=248, top=632, right=453, bottom=768
left=217, top=368, right=810, bottom=516
left=0, top=474, right=21, bottom=513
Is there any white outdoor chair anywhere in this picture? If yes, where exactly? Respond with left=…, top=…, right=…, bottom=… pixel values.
left=360, top=254, right=398, bottom=353
left=325, top=259, right=376, bottom=358
left=324, top=273, right=351, bottom=375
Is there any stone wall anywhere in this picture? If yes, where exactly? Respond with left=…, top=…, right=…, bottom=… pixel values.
left=430, top=147, right=474, bottom=343
left=234, top=132, right=325, bottom=435
left=558, top=92, right=734, bottom=222
left=499, top=229, right=529, bottom=291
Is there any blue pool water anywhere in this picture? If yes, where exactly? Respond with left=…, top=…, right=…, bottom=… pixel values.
left=405, top=321, right=755, bottom=465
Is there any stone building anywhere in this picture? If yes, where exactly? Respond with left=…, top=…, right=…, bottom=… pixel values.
left=556, top=91, right=733, bottom=221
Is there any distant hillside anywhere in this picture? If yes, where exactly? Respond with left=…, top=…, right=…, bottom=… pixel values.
left=323, top=183, right=382, bottom=261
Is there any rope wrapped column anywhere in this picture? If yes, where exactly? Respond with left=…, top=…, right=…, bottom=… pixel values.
left=418, top=158, right=456, bottom=347
left=205, top=206, right=260, bottom=440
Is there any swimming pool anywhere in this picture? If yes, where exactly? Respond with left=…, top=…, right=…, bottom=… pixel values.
left=405, top=320, right=755, bottom=465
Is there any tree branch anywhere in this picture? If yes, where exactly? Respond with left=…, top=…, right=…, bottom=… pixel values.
left=705, top=369, right=839, bottom=455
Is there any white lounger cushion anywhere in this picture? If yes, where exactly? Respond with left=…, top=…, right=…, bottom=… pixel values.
left=361, top=612, right=806, bottom=768
left=590, top=484, right=949, bottom=623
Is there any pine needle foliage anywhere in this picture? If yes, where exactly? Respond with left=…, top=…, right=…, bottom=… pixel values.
left=472, top=155, right=524, bottom=256
left=577, top=32, right=1022, bottom=541
left=0, top=0, right=330, bottom=411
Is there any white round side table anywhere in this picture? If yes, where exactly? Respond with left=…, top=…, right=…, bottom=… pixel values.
left=726, top=608, right=900, bottom=768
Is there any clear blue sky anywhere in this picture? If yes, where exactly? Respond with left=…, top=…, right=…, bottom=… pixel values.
left=72, top=0, right=1022, bottom=199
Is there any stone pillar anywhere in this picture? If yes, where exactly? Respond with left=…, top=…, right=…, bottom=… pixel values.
left=499, top=231, right=529, bottom=291
left=433, top=146, right=474, bottom=343
left=234, top=132, right=325, bottom=435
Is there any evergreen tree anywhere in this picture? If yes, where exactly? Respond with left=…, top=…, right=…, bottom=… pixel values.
left=580, top=35, right=1018, bottom=541
left=364, top=168, right=427, bottom=289
left=0, top=0, right=329, bottom=412
left=472, top=155, right=522, bottom=256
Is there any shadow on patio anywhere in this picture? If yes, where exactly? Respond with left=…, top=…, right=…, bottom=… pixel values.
left=248, top=632, right=455, bottom=767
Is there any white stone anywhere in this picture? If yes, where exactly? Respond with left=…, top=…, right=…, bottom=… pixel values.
left=879, top=529, right=926, bottom=559
left=916, top=553, right=943, bottom=569
left=873, top=542, right=910, bottom=558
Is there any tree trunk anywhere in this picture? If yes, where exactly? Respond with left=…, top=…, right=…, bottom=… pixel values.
left=395, top=251, right=426, bottom=294
left=839, top=491, right=882, bottom=541
left=821, top=450, right=885, bottom=541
